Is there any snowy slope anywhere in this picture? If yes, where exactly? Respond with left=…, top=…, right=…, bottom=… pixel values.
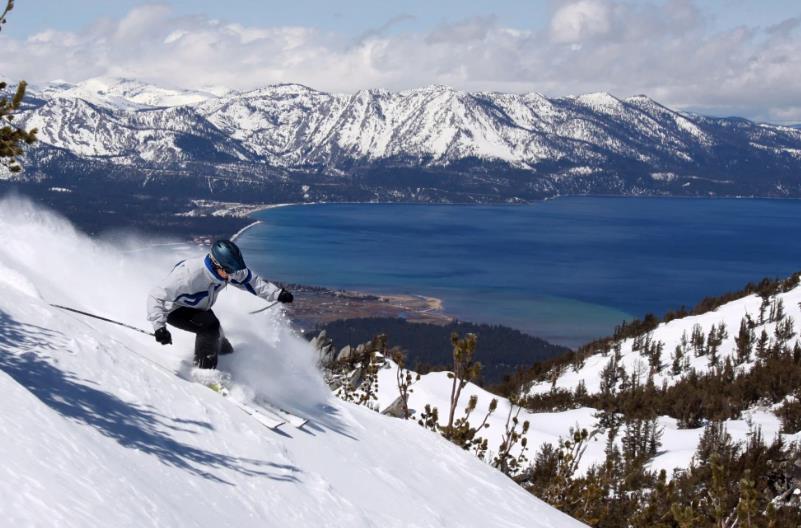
left=527, top=287, right=801, bottom=395
left=0, top=197, right=584, bottom=528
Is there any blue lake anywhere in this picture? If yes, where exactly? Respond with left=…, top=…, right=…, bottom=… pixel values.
left=237, top=198, right=801, bottom=348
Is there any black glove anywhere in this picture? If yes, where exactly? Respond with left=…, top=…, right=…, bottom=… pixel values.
left=155, top=327, right=172, bottom=345
left=277, top=289, right=293, bottom=303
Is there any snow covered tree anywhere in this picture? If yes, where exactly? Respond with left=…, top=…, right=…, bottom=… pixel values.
left=0, top=1, right=37, bottom=173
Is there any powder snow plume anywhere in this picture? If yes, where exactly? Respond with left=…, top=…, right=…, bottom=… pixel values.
left=0, top=194, right=330, bottom=413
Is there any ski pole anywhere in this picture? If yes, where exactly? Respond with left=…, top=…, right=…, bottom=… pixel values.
left=49, top=304, right=155, bottom=336
left=249, top=301, right=279, bottom=315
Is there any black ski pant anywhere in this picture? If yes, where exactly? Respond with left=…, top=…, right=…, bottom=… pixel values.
left=167, top=307, right=231, bottom=369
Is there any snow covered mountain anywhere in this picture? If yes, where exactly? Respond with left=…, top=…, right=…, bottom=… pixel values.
left=0, top=196, right=586, bottom=527
left=10, top=78, right=801, bottom=203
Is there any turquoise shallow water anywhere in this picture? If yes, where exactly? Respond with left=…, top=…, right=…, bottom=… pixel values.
left=237, top=198, right=801, bottom=348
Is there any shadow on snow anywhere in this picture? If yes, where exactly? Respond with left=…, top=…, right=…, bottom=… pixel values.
left=0, top=309, right=301, bottom=485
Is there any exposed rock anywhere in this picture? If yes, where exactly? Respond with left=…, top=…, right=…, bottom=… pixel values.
left=381, top=395, right=409, bottom=418
left=336, top=345, right=352, bottom=362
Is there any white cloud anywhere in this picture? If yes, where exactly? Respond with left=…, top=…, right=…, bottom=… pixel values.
left=1, top=2, right=800, bottom=123
left=550, top=0, right=612, bottom=43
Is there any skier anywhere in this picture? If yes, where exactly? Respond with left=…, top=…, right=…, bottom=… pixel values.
left=147, top=239, right=293, bottom=369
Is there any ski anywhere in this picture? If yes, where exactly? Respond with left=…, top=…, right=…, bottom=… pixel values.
left=253, top=400, right=310, bottom=429
left=226, top=397, right=287, bottom=431
left=178, top=367, right=286, bottom=431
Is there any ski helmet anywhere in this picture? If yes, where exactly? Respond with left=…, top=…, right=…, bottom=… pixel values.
left=210, top=240, right=246, bottom=273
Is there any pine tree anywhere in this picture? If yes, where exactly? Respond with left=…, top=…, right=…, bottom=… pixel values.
left=494, top=401, right=530, bottom=475
left=774, top=316, right=795, bottom=349
left=691, top=324, right=706, bottom=357
left=707, top=453, right=730, bottom=527
left=735, top=317, right=754, bottom=364
left=736, top=470, right=758, bottom=528
left=390, top=347, right=420, bottom=419
left=0, top=1, right=38, bottom=173
left=755, top=329, right=770, bottom=361
left=647, top=340, right=664, bottom=373
left=671, top=503, right=702, bottom=528
left=671, top=345, right=684, bottom=376
left=770, top=298, right=786, bottom=323
left=444, top=333, right=481, bottom=438
left=574, top=379, right=588, bottom=400
left=600, top=356, right=620, bottom=397
left=759, top=294, right=771, bottom=324
left=448, top=394, right=497, bottom=454
left=706, top=323, right=726, bottom=368
left=417, top=403, right=439, bottom=431
left=355, top=335, right=383, bottom=410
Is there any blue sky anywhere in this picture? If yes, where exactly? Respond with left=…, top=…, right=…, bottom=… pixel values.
left=5, top=1, right=799, bottom=38
left=2, top=1, right=800, bottom=122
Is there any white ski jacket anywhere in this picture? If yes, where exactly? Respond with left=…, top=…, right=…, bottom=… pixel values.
left=147, top=255, right=282, bottom=330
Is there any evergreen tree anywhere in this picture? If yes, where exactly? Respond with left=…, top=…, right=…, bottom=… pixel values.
left=691, top=324, right=706, bottom=357
left=774, top=316, right=795, bottom=349
left=706, top=323, right=726, bottom=368
left=770, top=297, right=786, bottom=323
left=736, top=470, right=758, bottom=527
left=444, top=333, right=481, bottom=438
left=574, top=379, right=588, bottom=400
left=671, top=344, right=684, bottom=376
left=389, top=347, right=420, bottom=419
left=647, top=340, right=663, bottom=373
left=758, top=294, right=771, bottom=324
left=755, top=329, right=771, bottom=361
left=599, top=356, right=620, bottom=398
left=735, top=317, right=754, bottom=364
left=448, top=394, right=497, bottom=454
left=0, top=1, right=37, bottom=173
left=494, top=401, right=530, bottom=475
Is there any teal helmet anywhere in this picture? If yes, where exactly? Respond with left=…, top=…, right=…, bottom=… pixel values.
left=210, top=240, right=246, bottom=272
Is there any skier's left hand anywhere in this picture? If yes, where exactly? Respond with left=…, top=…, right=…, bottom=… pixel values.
left=154, top=327, right=172, bottom=345
left=277, top=289, right=293, bottom=303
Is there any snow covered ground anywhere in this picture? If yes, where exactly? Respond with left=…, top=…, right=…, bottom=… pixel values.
left=0, top=196, right=585, bottom=528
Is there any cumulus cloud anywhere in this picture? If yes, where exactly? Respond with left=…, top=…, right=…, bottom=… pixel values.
left=1, top=1, right=800, bottom=122
left=550, top=0, right=612, bottom=43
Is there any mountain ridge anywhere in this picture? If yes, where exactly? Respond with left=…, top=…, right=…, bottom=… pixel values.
left=7, top=77, right=801, bottom=205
